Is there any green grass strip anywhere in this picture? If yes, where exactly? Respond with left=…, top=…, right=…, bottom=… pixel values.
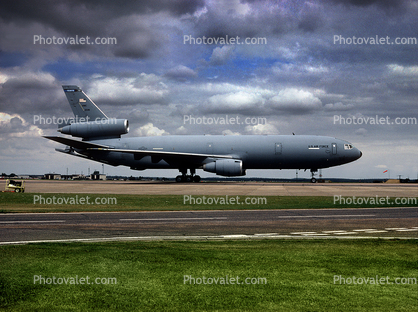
left=0, top=193, right=416, bottom=213
left=0, top=240, right=417, bottom=311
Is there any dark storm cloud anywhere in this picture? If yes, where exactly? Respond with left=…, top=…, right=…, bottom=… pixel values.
left=164, top=65, right=197, bottom=81
left=0, top=0, right=204, bottom=59
left=326, top=0, right=408, bottom=10
left=297, top=14, right=322, bottom=33
left=0, top=70, right=70, bottom=132
left=119, top=108, right=150, bottom=124
left=192, top=2, right=293, bottom=39
left=0, top=0, right=205, bottom=36
left=266, top=1, right=418, bottom=69
left=1, top=0, right=417, bottom=177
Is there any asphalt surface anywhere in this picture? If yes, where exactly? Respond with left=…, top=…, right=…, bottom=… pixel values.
left=1, top=181, right=417, bottom=243
left=13, top=180, right=418, bottom=196
left=1, top=207, right=417, bottom=244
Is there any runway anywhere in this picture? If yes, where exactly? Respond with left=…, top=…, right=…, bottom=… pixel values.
left=1, top=181, right=417, bottom=243
left=1, top=207, right=417, bottom=244
left=11, top=180, right=418, bottom=196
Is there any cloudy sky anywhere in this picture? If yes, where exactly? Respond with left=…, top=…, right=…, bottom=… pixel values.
left=0, top=0, right=417, bottom=179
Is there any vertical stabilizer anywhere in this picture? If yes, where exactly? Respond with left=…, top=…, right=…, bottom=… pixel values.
left=62, top=85, right=108, bottom=120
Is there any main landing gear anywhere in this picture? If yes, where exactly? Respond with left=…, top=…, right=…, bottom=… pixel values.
left=175, top=168, right=201, bottom=183
left=310, top=169, right=317, bottom=183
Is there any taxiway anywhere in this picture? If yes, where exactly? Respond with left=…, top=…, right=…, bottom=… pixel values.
left=1, top=207, right=416, bottom=244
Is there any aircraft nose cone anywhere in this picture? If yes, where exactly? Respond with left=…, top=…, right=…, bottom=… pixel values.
left=355, top=149, right=362, bottom=160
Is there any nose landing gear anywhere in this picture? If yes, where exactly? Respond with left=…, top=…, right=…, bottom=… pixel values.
left=310, top=169, right=318, bottom=183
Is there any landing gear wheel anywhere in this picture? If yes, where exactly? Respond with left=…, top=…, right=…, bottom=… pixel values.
left=176, top=169, right=200, bottom=182
left=310, top=169, right=318, bottom=183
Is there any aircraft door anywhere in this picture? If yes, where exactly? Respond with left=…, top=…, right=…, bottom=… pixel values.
left=332, top=143, right=337, bottom=155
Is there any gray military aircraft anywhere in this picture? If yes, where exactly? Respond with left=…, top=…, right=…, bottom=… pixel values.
left=44, top=85, right=362, bottom=182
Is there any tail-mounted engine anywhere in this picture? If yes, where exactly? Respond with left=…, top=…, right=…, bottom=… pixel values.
left=58, top=119, right=129, bottom=139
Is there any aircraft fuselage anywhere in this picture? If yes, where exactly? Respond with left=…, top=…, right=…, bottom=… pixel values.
left=79, top=134, right=362, bottom=171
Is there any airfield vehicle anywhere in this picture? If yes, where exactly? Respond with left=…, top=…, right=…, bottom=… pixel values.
left=4, top=179, right=25, bottom=193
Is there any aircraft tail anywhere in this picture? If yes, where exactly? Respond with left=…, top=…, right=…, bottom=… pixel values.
left=62, top=85, right=108, bottom=121
left=59, top=85, right=128, bottom=140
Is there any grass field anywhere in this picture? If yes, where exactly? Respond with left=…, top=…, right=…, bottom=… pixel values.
left=0, top=240, right=417, bottom=311
left=1, top=192, right=416, bottom=213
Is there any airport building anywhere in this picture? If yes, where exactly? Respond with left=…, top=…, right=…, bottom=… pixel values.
left=91, top=171, right=106, bottom=180
left=44, top=173, right=61, bottom=180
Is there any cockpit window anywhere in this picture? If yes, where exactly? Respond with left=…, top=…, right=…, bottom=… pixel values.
left=344, top=144, right=353, bottom=150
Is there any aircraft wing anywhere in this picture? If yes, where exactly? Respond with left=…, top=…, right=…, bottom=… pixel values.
left=43, top=136, right=109, bottom=150
left=44, top=136, right=235, bottom=160
left=86, top=147, right=234, bottom=160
